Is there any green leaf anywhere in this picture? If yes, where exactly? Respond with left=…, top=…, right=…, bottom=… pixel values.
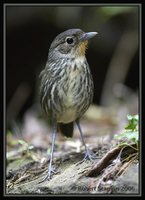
left=125, top=114, right=138, bottom=131
left=124, top=131, right=138, bottom=142
left=114, top=114, right=139, bottom=148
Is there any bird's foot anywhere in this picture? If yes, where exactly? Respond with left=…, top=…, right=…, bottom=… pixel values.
left=38, top=166, right=57, bottom=183
left=83, top=148, right=93, bottom=161
left=83, top=148, right=98, bottom=161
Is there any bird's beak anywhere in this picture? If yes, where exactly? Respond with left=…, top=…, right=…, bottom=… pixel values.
left=80, top=32, right=98, bottom=41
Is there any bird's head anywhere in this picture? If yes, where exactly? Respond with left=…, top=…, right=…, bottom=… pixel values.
left=49, top=29, right=97, bottom=59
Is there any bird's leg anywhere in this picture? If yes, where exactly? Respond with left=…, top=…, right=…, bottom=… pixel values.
left=76, top=120, right=93, bottom=161
left=39, top=123, right=57, bottom=183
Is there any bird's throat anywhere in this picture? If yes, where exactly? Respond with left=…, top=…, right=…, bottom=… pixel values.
left=76, top=41, right=88, bottom=57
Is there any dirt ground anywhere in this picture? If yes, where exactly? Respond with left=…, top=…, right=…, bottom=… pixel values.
left=6, top=105, right=139, bottom=195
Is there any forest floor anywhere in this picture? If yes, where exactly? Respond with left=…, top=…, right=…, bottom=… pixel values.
left=6, top=104, right=139, bottom=195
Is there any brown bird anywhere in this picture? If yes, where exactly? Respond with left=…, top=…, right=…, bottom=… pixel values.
left=39, top=29, right=97, bottom=181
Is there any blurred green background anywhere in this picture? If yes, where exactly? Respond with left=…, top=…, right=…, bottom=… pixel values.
left=6, top=5, right=139, bottom=130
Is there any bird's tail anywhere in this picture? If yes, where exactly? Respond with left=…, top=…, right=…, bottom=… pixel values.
left=58, top=122, right=74, bottom=137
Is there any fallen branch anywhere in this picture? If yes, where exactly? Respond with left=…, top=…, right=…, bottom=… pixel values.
left=85, top=144, right=137, bottom=177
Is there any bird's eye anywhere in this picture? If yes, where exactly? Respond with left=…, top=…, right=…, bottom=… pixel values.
left=66, top=37, right=74, bottom=44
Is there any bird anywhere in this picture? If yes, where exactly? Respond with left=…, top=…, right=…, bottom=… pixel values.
left=39, top=29, right=97, bottom=182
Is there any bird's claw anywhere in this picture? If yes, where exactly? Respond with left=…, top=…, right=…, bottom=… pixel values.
left=38, top=166, right=57, bottom=183
left=83, top=149, right=96, bottom=161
